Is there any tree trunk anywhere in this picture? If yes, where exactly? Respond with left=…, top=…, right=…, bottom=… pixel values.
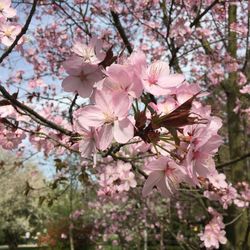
left=4, top=230, right=18, bottom=250
left=224, top=3, right=249, bottom=249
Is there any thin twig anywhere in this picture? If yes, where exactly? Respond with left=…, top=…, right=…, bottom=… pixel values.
left=217, top=152, right=250, bottom=169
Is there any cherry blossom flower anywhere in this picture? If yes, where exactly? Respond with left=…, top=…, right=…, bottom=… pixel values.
left=240, top=85, right=250, bottom=94
left=182, top=111, right=223, bottom=185
left=0, top=23, right=21, bottom=46
left=72, top=36, right=106, bottom=64
left=0, top=0, right=16, bottom=20
left=28, top=79, right=46, bottom=89
left=199, top=207, right=227, bottom=249
left=102, top=63, right=143, bottom=99
left=208, top=171, right=228, bottom=189
left=142, top=61, right=184, bottom=96
left=76, top=90, right=134, bottom=150
left=98, top=161, right=137, bottom=196
left=142, top=157, right=186, bottom=198
left=0, top=126, right=26, bottom=150
left=62, top=56, right=103, bottom=98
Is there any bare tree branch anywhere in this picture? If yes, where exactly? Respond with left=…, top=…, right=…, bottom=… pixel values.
left=110, top=10, right=133, bottom=54
left=217, top=152, right=250, bottom=169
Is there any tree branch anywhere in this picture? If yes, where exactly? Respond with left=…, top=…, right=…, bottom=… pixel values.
left=190, top=0, right=219, bottom=28
left=0, top=0, right=38, bottom=64
left=0, top=85, right=74, bottom=136
left=217, top=152, right=250, bottom=169
left=110, top=10, right=133, bottom=54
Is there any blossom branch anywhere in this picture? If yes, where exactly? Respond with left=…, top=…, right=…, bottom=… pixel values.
left=0, top=0, right=38, bottom=64
left=0, top=85, right=74, bottom=136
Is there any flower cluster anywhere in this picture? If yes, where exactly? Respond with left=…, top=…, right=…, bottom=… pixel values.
left=98, top=161, right=137, bottom=196
left=60, top=37, right=225, bottom=201
left=199, top=207, right=227, bottom=249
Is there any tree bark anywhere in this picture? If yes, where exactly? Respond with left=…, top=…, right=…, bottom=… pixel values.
left=224, top=3, right=249, bottom=249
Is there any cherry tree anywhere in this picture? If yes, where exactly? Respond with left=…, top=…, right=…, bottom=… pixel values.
left=0, top=0, right=249, bottom=249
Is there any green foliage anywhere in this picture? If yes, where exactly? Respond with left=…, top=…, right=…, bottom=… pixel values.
left=0, top=150, right=47, bottom=247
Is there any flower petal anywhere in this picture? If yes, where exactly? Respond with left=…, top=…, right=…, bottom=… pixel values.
left=113, top=119, right=134, bottom=143
left=112, top=92, right=130, bottom=118
left=142, top=171, right=164, bottom=197
left=96, top=124, right=113, bottom=150
left=77, top=106, right=104, bottom=127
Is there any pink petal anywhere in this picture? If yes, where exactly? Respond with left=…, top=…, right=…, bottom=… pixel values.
left=63, top=56, right=83, bottom=75
left=96, top=124, right=113, bottom=150
left=144, top=84, right=171, bottom=96
left=156, top=178, right=171, bottom=198
left=113, top=119, right=134, bottom=143
left=112, top=92, right=130, bottom=118
left=77, top=79, right=94, bottom=98
left=158, top=74, right=184, bottom=88
left=77, top=106, right=104, bottom=127
left=62, top=75, right=94, bottom=98
left=79, top=139, right=95, bottom=157
left=94, top=90, right=112, bottom=113
left=62, top=76, right=82, bottom=92
left=144, top=157, right=169, bottom=171
left=142, top=171, right=164, bottom=197
left=106, top=64, right=130, bottom=88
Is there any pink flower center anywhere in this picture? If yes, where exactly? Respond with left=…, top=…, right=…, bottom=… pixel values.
left=165, top=165, right=175, bottom=176
left=148, top=75, right=158, bottom=85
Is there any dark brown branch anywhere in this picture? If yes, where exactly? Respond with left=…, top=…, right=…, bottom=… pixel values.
left=217, top=152, right=250, bottom=169
left=190, top=0, right=219, bottom=28
left=0, top=85, right=73, bottom=136
left=0, top=0, right=38, bottom=64
left=69, top=93, right=78, bottom=125
left=110, top=10, right=133, bottom=54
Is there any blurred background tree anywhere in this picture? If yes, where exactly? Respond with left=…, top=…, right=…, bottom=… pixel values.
left=0, top=150, right=47, bottom=250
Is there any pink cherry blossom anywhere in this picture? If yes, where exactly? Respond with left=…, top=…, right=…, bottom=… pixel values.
left=142, top=157, right=186, bottom=198
left=76, top=90, right=134, bottom=150
left=199, top=207, right=227, bottom=249
left=72, top=36, right=106, bottom=64
left=62, top=56, right=103, bottom=98
left=0, top=0, right=16, bottom=20
left=98, top=161, right=137, bottom=196
left=0, top=23, right=21, bottom=46
left=208, top=171, right=228, bottom=189
left=240, top=85, right=250, bottom=94
left=182, top=112, right=223, bottom=185
left=142, top=61, right=184, bottom=96
left=28, top=79, right=46, bottom=89
left=102, top=63, right=143, bottom=99
left=0, top=126, right=26, bottom=150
